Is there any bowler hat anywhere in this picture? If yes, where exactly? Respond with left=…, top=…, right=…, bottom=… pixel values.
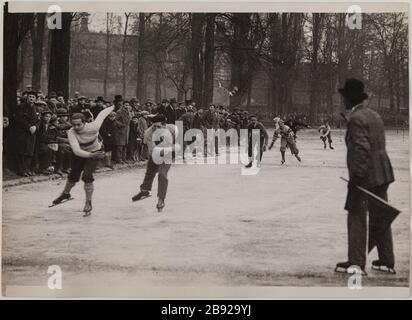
left=48, top=91, right=57, bottom=99
left=338, top=78, right=368, bottom=102
left=148, top=114, right=166, bottom=123
left=114, top=94, right=123, bottom=103
left=57, top=108, right=69, bottom=116
left=42, top=109, right=53, bottom=116
left=95, top=96, right=105, bottom=103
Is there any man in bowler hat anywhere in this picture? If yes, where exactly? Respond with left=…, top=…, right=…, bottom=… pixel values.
left=335, top=78, right=396, bottom=274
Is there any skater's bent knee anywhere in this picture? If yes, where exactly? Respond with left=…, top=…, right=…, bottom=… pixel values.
left=81, top=174, right=95, bottom=183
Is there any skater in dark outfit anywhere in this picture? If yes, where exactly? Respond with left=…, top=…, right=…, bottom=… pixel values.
left=51, top=105, right=115, bottom=216
left=318, top=120, right=334, bottom=149
left=335, top=78, right=396, bottom=274
left=245, top=115, right=268, bottom=168
left=285, top=114, right=310, bottom=139
left=269, top=119, right=301, bottom=164
left=132, top=114, right=180, bottom=211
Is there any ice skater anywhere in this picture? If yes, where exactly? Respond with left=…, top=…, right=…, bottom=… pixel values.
left=268, top=119, right=301, bottom=164
left=245, top=115, right=269, bottom=168
left=51, top=105, right=114, bottom=216
left=318, top=120, right=334, bottom=149
left=131, top=114, right=180, bottom=211
left=335, top=78, right=396, bottom=275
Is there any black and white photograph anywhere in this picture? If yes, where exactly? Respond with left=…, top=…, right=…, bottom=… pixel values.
left=1, top=1, right=410, bottom=298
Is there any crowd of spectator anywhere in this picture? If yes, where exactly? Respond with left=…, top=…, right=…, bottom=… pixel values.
left=3, top=88, right=288, bottom=178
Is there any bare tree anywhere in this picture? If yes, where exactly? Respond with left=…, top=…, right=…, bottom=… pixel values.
left=30, top=13, right=46, bottom=91
left=121, top=13, right=131, bottom=97
left=135, top=12, right=147, bottom=101
left=3, top=4, right=34, bottom=116
left=103, top=13, right=115, bottom=99
left=48, top=12, right=74, bottom=98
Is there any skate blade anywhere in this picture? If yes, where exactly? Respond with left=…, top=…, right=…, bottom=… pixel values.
left=372, top=265, right=396, bottom=274
left=82, top=211, right=92, bottom=217
left=132, top=195, right=152, bottom=202
left=48, top=198, right=74, bottom=207
left=335, top=266, right=367, bottom=276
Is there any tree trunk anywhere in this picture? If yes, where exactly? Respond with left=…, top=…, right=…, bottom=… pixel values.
left=203, top=13, right=216, bottom=107
left=309, top=13, right=323, bottom=123
left=103, top=13, right=112, bottom=99
left=122, top=13, right=130, bottom=98
left=31, top=13, right=46, bottom=91
left=48, top=13, right=72, bottom=99
left=155, top=64, right=161, bottom=102
left=3, top=6, right=33, bottom=116
left=17, top=37, right=27, bottom=91
left=136, top=12, right=146, bottom=101
left=229, top=13, right=252, bottom=108
left=191, top=13, right=205, bottom=106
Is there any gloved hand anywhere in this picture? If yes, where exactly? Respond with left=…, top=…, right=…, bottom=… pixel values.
left=29, top=126, right=37, bottom=135
left=268, top=142, right=274, bottom=150
left=90, top=151, right=106, bottom=159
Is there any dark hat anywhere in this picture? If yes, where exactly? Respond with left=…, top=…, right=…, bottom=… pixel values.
left=161, top=98, right=169, bottom=104
left=130, top=97, right=138, bottom=103
left=185, top=99, right=193, bottom=105
left=170, top=98, right=177, bottom=104
left=114, top=94, right=123, bottom=102
left=78, top=95, right=87, bottom=100
left=42, top=109, right=53, bottom=116
left=48, top=91, right=57, bottom=98
left=148, top=114, right=166, bottom=123
left=95, top=96, right=105, bottom=103
left=57, top=108, right=69, bottom=116
left=338, top=78, right=368, bottom=102
left=132, top=115, right=139, bottom=120
left=56, top=91, right=64, bottom=97
left=27, top=91, right=38, bottom=97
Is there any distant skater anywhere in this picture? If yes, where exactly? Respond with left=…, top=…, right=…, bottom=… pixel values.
left=269, top=119, right=301, bottom=164
left=318, top=120, right=334, bottom=150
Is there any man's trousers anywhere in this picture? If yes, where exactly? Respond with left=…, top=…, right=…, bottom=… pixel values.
left=140, top=156, right=171, bottom=199
left=345, top=183, right=395, bottom=267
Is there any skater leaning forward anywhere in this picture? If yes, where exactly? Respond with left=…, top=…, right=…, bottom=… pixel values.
left=268, top=119, right=301, bottom=164
left=318, top=120, right=334, bottom=150
left=245, top=115, right=269, bottom=168
left=52, top=105, right=114, bottom=216
left=132, top=114, right=180, bottom=211
left=335, top=78, right=396, bottom=274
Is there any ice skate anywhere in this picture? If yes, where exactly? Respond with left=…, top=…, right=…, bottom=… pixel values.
left=83, top=200, right=92, bottom=217
left=295, top=155, right=301, bottom=162
left=281, top=159, right=285, bottom=165
left=329, top=144, right=334, bottom=150
left=371, top=260, right=396, bottom=274
left=132, top=190, right=151, bottom=202
left=335, top=261, right=367, bottom=276
left=245, top=162, right=253, bottom=168
left=156, top=198, right=165, bottom=212
left=50, top=193, right=73, bottom=207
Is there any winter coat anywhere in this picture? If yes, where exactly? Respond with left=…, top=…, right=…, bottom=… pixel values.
left=12, top=102, right=38, bottom=155
left=345, top=104, right=394, bottom=189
